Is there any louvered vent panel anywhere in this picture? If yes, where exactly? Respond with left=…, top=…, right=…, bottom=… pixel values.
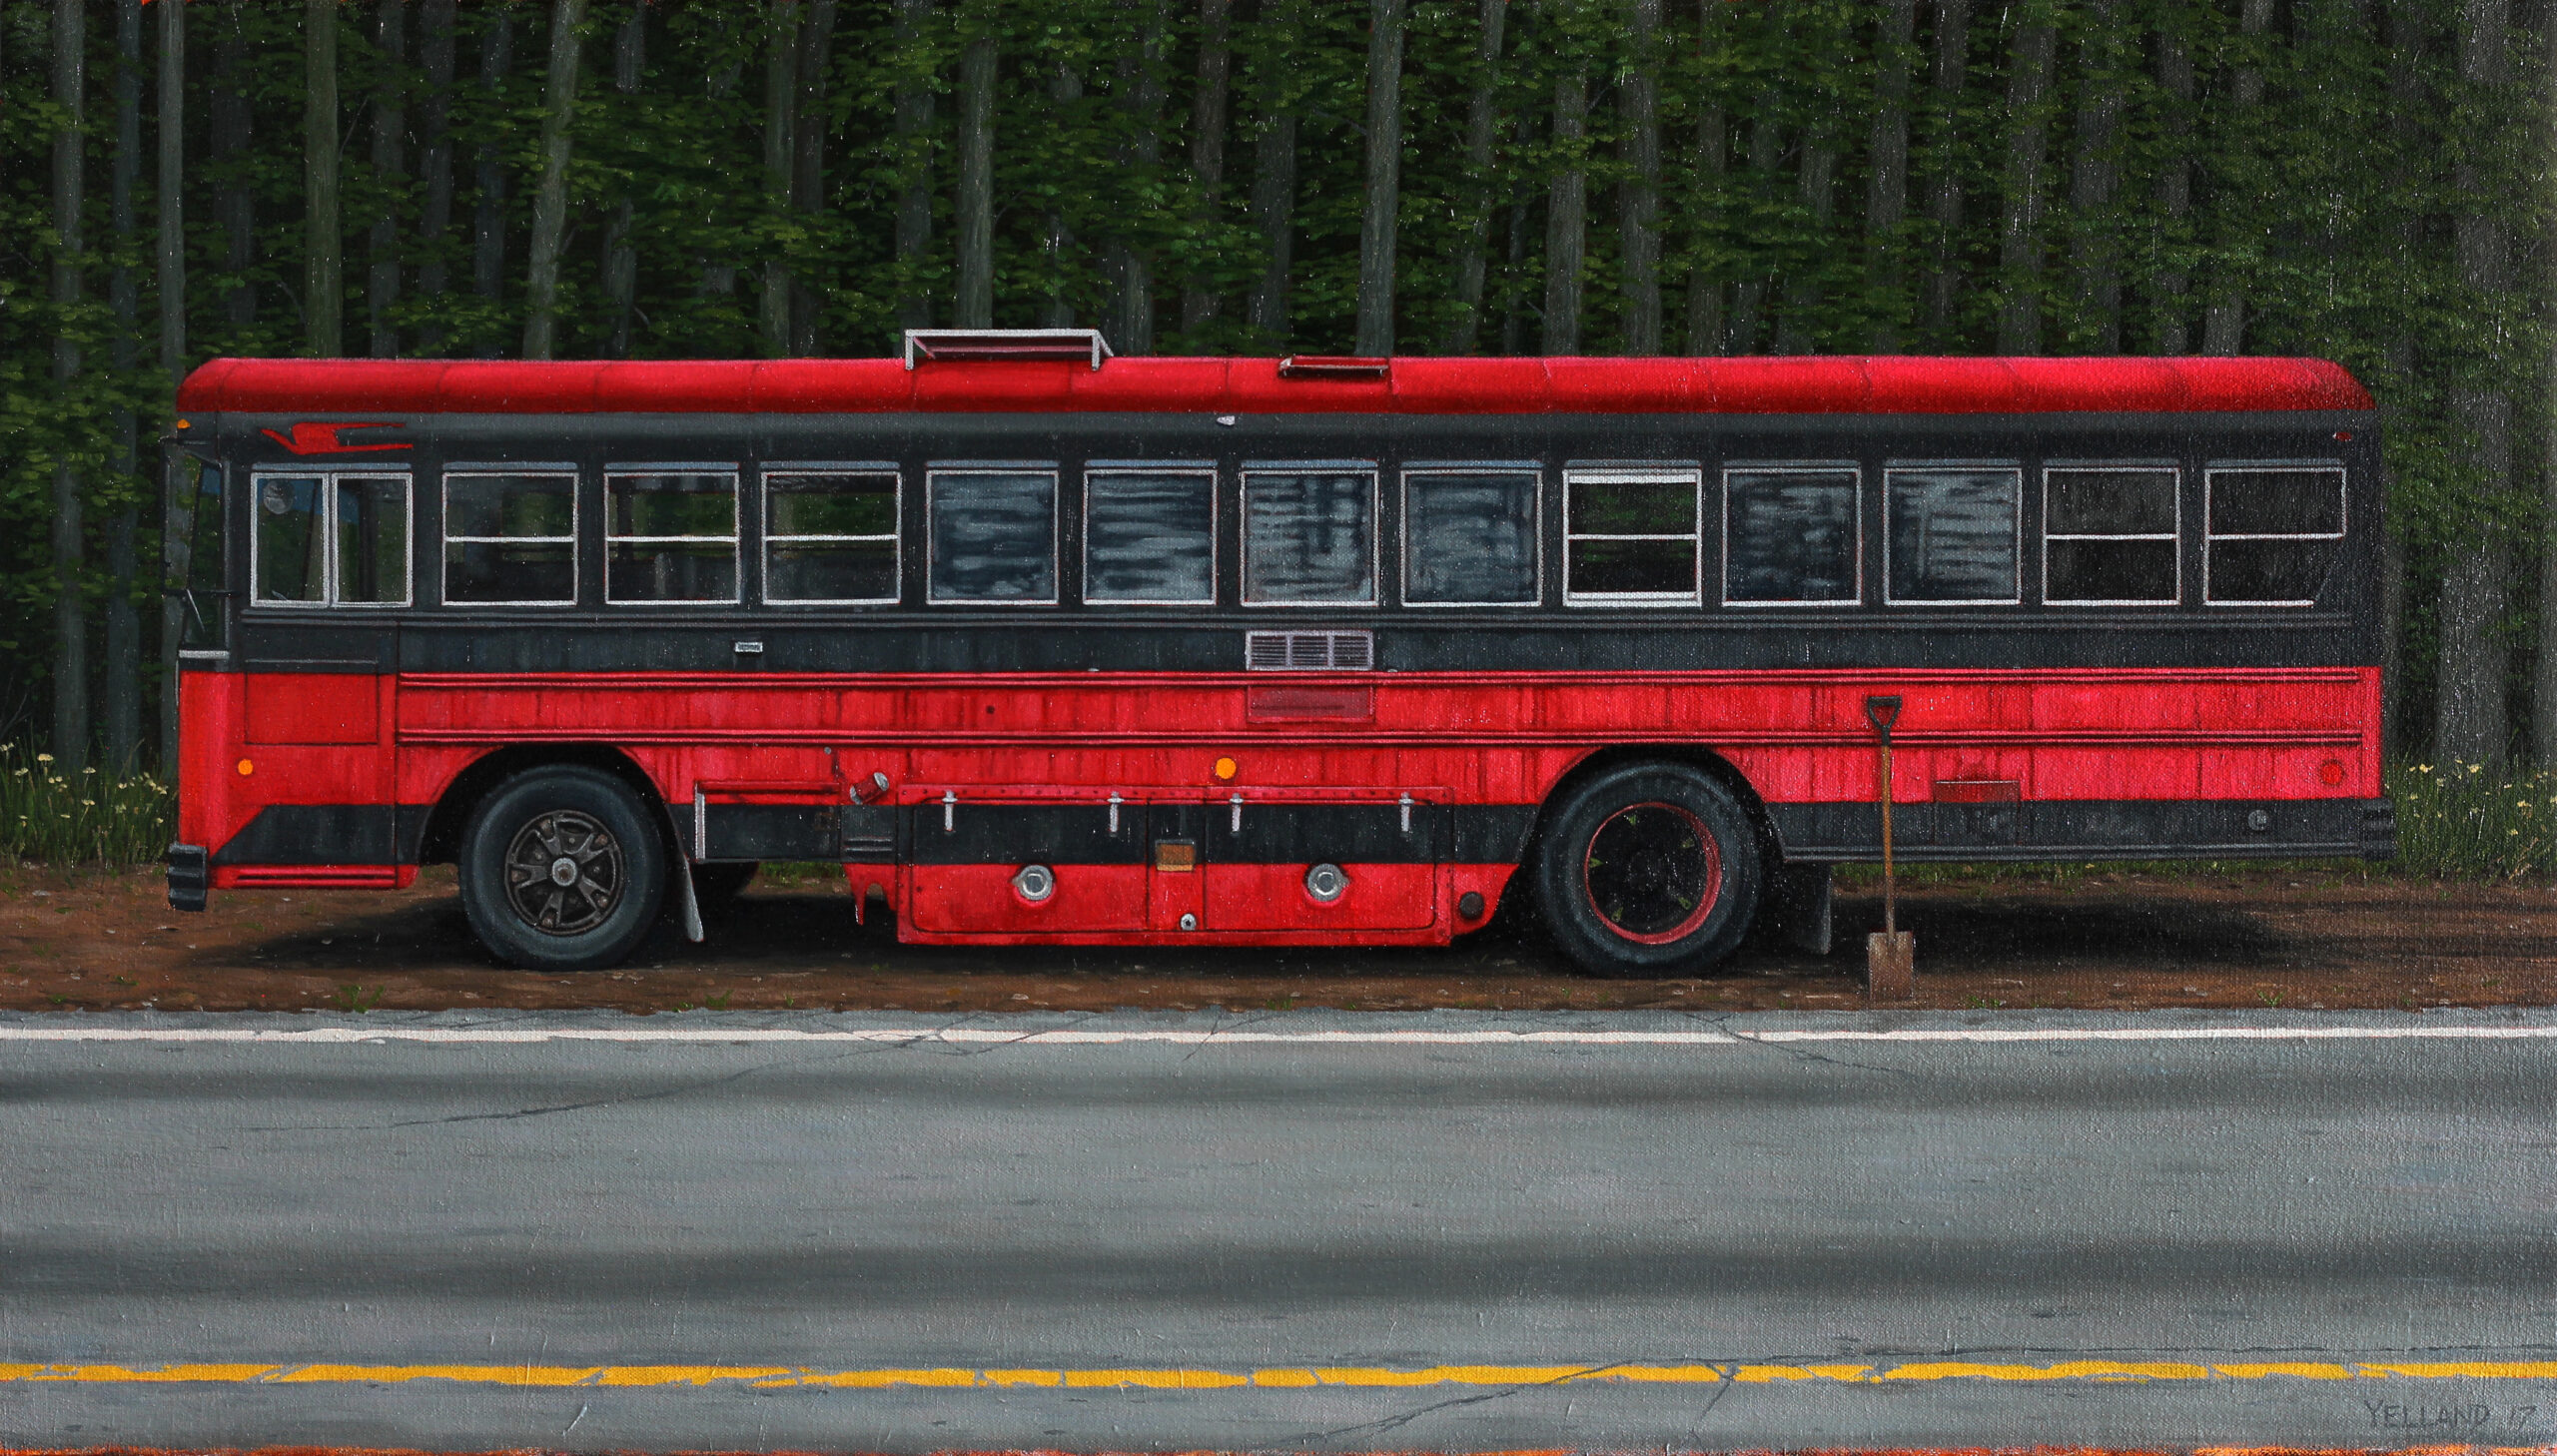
left=1245, top=630, right=1374, bottom=671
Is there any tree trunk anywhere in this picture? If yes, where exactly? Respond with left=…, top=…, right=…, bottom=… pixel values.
left=1110, top=0, right=1169, bottom=353
left=1773, top=121, right=1836, bottom=353
left=697, top=55, right=743, bottom=303
left=416, top=0, right=456, bottom=353
left=368, top=0, right=407, bottom=359
left=2376, top=0, right=2423, bottom=746
left=307, top=0, right=343, bottom=356
left=214, top=10, right=256, bottom=328
left=600, top=2, right=645, bottom=359
left=106, top=0, right=142, bottom=772
left=1920, top=0, right=1970, bottom=344
left=1351, top=0, right=1407, bottom=356
left=1682, top=0, right=1726, bottom=355
left=1499, top=101, right=1537, bottom=354
left=1443, top=0, right=1506, bottom=354
left=762, top=2, right=799, bottom=353
left=2201, top=0, right=2274, bottom=356
left=156, top=0, right=185, bottom=378
left=2066, top=0, right=2124, bottom=353
left=1180, top=0, right=1234, bottom=335
left=788, top=0, right=837, bottom=353
left=2152, top=27, right=2194, bottom=352
left=1245, top=0, right=1303, bottom=340
left=1728, top=96, right=1779, bottom=352
left=1617, top=0, right=1662, bottom=356
left=893, top=0, right=936, bottom=333
left=2537, top=3, right=2557, bottom=761
left=1992, top=11, right=2057, bottom=354
left=520, top=0, right=586, bottom=361
left=1864, top=0, right=1917, bottom=352
left=470, top=4, right=515, bottom=346
left=157, top=0, right=186, bottom=768
left=1043, top=58, right=1083, bottom=328
left=52, top=0, right=88, bottom=774
left=1541, top=64, right=1587, bottom=354
left=2434, top=0, right=2513, bottom=769
left=956, top=5, right=997, bottom=330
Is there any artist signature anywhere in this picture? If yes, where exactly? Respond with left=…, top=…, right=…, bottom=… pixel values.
left=2366, top=1400, right=2539, bottom=1430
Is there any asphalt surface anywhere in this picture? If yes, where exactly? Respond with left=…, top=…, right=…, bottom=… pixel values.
left=2, top=1008, right=2553, bottom=1453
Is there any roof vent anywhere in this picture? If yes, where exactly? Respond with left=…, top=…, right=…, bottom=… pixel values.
left=1277, top=356, right=1390, bottom=380
left=904, top=329, right=1113, bottom=370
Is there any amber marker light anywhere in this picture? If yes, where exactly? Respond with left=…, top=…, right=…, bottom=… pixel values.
left=1213, top=756, right=1239, bottom=781
left=236, top=758, right=255, bottom=777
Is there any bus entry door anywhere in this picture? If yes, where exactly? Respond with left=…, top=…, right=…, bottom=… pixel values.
left=1204, top=793, right=1445, bottom=932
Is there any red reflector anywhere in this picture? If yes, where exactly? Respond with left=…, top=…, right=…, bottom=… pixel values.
left=1933, top=779, right=2021, bottom=804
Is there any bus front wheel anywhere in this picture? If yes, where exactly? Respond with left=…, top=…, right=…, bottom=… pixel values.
left=1532, top=762, right=1761, bottom=978
left=457, top=766, right=668, bottom=971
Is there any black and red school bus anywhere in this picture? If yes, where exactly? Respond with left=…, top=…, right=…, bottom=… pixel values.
left=164, top=332, right=2391, bottom=975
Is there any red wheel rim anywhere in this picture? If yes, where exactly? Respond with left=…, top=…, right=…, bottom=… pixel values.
left=1581, top=801, right=1721, bottom=946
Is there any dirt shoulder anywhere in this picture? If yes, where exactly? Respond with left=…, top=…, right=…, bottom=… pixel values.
left=0, top=863, right=2547, bottom=1016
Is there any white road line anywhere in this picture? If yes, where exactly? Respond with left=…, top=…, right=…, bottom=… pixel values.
left=0, top=1023, right=2549, bottom=1048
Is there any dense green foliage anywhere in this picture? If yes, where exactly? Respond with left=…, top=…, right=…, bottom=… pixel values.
left=0, top=0, right=2550, bottom=767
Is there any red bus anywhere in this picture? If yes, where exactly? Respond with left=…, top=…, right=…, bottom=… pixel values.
left=165, top=333, right=2391, bottom=976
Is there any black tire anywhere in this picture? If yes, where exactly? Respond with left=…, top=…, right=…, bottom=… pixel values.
left=689, top=861, right=759, bottom=907
left=1531, top=761, right=1762, bottom=978
left=457, top=765, right=668, bottom=971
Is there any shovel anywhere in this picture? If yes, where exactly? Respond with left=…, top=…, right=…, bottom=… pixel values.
left=1864, top=694, right=1915, bottom=1001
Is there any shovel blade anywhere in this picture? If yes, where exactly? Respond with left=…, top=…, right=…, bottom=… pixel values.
left=1866, top=930, right=1915, bottom=1001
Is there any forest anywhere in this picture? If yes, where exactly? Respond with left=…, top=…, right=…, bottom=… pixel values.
left=0, top=0, right=2549, bottom=782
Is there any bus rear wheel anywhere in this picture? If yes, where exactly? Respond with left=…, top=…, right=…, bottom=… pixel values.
left=458, top=766, right=667, bottom=971
left=1533, top=762, right=1761, bottom=978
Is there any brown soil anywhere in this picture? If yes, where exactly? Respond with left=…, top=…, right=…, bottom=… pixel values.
left=0, top=864, right=2548, bottom=1017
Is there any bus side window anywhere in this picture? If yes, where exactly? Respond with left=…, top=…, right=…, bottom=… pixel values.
left=253, top=470, right=412, bottom=607
left=2205, top=464, right=2345, bottom=606
left=765, top=467, right=899, bottom=604
left=1241, top=463, right=1377, bottom=606
left=1563, top=466, right=1700, bottom=606
left=929, top=463, right=1060, bottom=604
left=2045, top=466, right=2178, bottom=605
left=1885, top=464, right=2021, bottom=606
left=608, top=467, right=740, bottom=604
left=1722, top=465, right=1858, bottom=606
left=178, top=455, right=229, bottom=649
left=1404, top=465, right=1540, bottom=607
left=1084, top=463, right=1215, bottom=605
left=445, top=470, right=576, bottom=606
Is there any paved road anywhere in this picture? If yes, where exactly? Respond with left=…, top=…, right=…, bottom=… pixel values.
left=3, top=1009, right=2553, bottom=1452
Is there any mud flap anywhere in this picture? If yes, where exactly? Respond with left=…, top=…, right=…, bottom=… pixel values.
left=1760, top=862, right=1834, bottom=956
left=659, top=801, right=705, bottom=944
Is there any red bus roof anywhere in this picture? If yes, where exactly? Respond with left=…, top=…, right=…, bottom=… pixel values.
left=176, top=354, right=2374, bottom=416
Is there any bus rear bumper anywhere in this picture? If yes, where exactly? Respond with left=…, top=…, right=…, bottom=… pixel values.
left=167, top=844, right=210, bottom=912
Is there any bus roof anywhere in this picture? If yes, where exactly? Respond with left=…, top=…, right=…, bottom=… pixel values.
left=176, top=354, right=2374, bottom=417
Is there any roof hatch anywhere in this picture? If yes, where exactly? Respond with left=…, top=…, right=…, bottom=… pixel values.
left=903, top=329, right=1114, bottom=370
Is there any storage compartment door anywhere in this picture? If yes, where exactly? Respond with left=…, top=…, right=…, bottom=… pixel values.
left=906, top=795, right=1148, bottom=933
left=1203, top=796, right=1443, bottom=932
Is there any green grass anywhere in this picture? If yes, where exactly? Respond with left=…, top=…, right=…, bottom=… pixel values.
left=2390, top=760, right=2557, bottom=881
left=0, top=744, right=172, bottom=868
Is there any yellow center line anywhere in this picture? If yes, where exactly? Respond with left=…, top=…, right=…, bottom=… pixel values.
left=5, top=1359, right=2556, bottom=1390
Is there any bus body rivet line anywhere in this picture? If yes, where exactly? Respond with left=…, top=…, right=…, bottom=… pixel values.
left=943, top=789, right=957, bottom=834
